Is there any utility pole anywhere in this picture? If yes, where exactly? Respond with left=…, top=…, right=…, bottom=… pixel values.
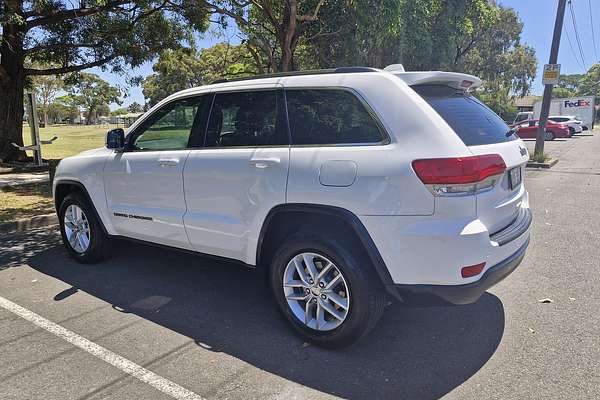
left=535, top=0, right=567, bottom=158
left=592, top=81, right=600, bottom=129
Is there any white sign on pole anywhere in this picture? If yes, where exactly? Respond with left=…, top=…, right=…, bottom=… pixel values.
left=542, top=63, right=561, bottom=85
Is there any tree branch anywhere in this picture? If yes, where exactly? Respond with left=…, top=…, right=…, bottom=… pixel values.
left=252, top=0, right=279, bottom=31
left=26, top=1, right=131, bottom=29
left=25, top=42, right=103, bottom=54
left=297, top=0, right=325, bottom=22
left=202, top=1, right=249, bottom=27
left=24, top=56, right=117, bottom=76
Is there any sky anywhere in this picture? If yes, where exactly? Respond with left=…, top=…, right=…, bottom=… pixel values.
left=98, top=0, right=600, bottom=108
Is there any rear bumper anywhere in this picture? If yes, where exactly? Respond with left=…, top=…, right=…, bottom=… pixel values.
left=391, top=237, right=529, bottom=306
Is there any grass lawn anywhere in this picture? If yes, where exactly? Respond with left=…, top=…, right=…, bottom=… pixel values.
left=0, top=181, right=54, bottom=222
left=23, top=123, right=121, bottom=160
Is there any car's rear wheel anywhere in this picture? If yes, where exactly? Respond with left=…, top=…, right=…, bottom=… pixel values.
left=59, top=193, right=111, bottom=263
left=544, top=130, right=555, bottom=141
left=270, top=233, right=386, bottom=348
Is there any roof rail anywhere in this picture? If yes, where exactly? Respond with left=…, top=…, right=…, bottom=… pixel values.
left=210, top=67, right=379, bottom=84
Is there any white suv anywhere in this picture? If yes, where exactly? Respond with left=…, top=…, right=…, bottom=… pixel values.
left=53, top=66, right=532, bottom=347
left=548, top=115, right=584, bottom=134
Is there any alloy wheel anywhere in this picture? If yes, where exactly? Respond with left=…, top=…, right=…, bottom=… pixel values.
left=282, top=252, right=350, bottom=331
left=64, top=204, right=91, bottom=254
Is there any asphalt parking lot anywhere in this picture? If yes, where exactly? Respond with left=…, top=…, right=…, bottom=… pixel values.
left=1, top=132, right=600, bottom=400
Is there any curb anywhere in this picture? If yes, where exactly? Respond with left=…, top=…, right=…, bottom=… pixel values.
left=0, top=213, right=58, bottom=234
left=526, top=159, right=559, bottom=169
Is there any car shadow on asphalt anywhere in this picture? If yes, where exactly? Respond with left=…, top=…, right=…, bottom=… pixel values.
left=26, top=237, right=505, bottom=400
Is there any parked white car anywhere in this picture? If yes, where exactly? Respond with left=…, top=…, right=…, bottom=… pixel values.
left=549, top=115, right=584, bottom=134
left=53, top=66, right=532, bottom=347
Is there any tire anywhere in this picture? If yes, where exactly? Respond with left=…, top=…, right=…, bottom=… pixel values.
left=544, top=130, right=555, bottom=141
left=269, top=232, right=386, bottom=348
left=569, top=127, right=575, bottom=136
left=59, top=192, right=111, bottom=263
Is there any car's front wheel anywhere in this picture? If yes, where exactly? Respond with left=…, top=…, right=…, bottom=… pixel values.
left=544, top=130, right=555, bottom=141
left=270, top=233, right=386, bottom=348
left=59, top=193, right=111, bottom=263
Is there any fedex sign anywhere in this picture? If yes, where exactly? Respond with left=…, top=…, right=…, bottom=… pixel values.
left=564, top=99, right=591, bottom=108
left=534, top=95, right=595, bottom=126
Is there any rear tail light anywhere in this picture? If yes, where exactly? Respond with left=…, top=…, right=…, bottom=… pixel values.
left=412, top=154, right=506, bottom=196
left=461, top=262, right=486, bottom=278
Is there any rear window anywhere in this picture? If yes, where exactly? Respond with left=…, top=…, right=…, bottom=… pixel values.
left=413, top=85, right=514, bottom=146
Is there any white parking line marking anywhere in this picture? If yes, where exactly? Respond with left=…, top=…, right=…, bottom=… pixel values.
left=0, top=295, right=204, bottom=400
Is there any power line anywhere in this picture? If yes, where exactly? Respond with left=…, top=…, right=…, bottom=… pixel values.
left=588, top=0, right=598, bottom=61
left=564, top=16, right=585, bottom=69
left=568, top=0, right=587, bottom=68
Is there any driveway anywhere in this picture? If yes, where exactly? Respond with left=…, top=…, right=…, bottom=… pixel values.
left=1, top=133, right=599, bottom=399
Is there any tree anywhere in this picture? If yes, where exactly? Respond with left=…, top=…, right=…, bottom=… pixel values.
left=204, top=0, right=327, bottom=72
left=575, top=64, right=600, bottom=96
left=552, top=65, right=600, bottom=98
left=110, top=107, right=129, bottom=116
left=47, top=95, right=79, bottom=123
left=0, top=0, right=209, bottom=161
left=127, top=102, right=143, bottom=113
left=556, top=73, right=584, bottom=96
left=31, top=71, right=66, bottom=126
left=68, top=73, right=121, bottom=124
left=304, top=0, right=401, bottom=68
left=143, top=43, right=259, bottom=106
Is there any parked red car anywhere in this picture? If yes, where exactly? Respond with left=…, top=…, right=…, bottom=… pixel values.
left=515, top=119, right=570, bottom=140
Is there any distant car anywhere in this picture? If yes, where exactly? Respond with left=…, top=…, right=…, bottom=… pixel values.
left=515, top=119, right=570, bottom=140
left=513, top=111, right=533, bottom=126
left=548, top=115, right=583, bottom=134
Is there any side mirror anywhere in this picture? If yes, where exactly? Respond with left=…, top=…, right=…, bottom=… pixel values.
left=106, top=128, right=125, bottom=150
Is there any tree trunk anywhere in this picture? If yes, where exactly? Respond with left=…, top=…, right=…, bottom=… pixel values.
left=0, top=0, right=27, bottom=162
left=0, top=74, right=27, bottom=162
left=279, top=0, right=298, bottom=72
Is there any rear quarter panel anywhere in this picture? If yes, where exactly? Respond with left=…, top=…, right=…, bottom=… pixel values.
left=282, top=73, right=472, bottom=216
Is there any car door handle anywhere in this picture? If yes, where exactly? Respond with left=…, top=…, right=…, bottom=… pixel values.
left=158, top=158, right=179, bottom=167
left=250, top=157, right=280, bottom=168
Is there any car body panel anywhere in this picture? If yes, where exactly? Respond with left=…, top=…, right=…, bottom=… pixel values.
left=183, top=147, right=290, bottom=264
left=103, top=150, right=193, bottom=249
left=516, top=119, right=570, bottom=139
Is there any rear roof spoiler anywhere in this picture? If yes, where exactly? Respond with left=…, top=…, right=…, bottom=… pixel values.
left=387, top=70, right=483, bottom=91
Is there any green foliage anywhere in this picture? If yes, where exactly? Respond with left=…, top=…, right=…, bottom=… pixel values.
left=575, top=64, right=600, bottom=96
left=143, top=43, right=259, bottom=106
left=30, top=70, right=68, bottom=125
left=19, top=1, right=210, bottom=75
left=110, top=107, right=129, bottom=116
left=556, top=73, right=583, bottom=96
left=47, top=96, right=80, bottom=123
left=553, top=64, right=600, bottom=98
left=127, top=102, right=143, bottom=113
left=304, top=0, right=536, bottom=116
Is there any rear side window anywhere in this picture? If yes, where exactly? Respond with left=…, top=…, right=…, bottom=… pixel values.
left=205, top=90, right=288, bottom=147
left=285, top=89, right=386, bottom=145
left=413, top=85, right=514, bottom=146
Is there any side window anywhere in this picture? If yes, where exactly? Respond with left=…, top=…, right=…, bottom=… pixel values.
left=285, top=89, right=385, bottom=145
left=132, top=97, right=204, bottom=151
left=205, top=90, right=287, bottom=147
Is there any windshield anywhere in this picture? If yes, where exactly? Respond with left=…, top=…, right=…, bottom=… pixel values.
left=413, top=85, right=516, bottom=146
